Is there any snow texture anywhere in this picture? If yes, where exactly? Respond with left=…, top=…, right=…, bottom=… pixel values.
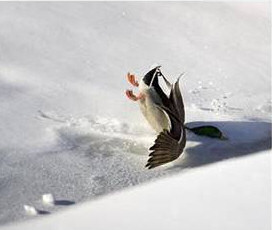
left=0, top=2, right=270, bottom=229
left=4, top=151, right=271, bottom=230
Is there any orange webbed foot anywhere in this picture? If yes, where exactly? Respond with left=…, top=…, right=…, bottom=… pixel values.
left=126, top=89, right=138, bottom=101
left=125, top=90, right=145, bottom=101
left=127, top=72, right=139, bottom=87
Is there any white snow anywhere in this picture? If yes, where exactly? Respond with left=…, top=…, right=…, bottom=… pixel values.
left=42, top=194, right=55, bottom=207
left=0, top=1, right=270, bottom=229
left=4, top=152, right=271, bottom=230
left=23, top=206, right=37, bottom=217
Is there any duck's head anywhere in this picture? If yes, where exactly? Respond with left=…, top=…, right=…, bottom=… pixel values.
left=142, top=65, right=161, bottom=87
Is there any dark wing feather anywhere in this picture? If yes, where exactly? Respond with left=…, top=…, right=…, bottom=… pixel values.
left=146, top=128, right=186, bottom=169
left=152, top=76, right=170, bottom=108
left=169, top=77, right=185, bottom=124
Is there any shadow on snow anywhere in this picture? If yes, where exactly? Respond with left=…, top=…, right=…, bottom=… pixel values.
left=170, top=120, right=271, bottom=170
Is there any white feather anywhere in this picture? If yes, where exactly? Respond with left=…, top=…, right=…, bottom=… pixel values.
left=138, top=79, right=170, bottom=133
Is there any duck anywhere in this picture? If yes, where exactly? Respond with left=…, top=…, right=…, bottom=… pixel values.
left=125, top=66, right=186, bottom=169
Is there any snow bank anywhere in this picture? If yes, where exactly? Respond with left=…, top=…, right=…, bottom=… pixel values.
left=2, top=151, right=271, bottom=230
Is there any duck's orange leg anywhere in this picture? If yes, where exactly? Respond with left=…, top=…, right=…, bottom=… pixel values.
left=127, top=73, right=139, bottom=87
left=125, top=90, right=145, bottom=101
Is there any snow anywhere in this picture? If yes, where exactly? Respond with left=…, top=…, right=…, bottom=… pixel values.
left=23, top=206, right=37, bottom=217
left=0, top=1, right=270, bottom=229
left=42, top=194, right=55, bottom=207
left=3, top=152, right=271, bottom=230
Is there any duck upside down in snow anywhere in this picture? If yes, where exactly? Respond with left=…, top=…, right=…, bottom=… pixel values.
left=126, top=66, right=186, bottom=169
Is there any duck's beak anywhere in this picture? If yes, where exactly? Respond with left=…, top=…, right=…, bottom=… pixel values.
left=142, top=66, right=161, bottom=87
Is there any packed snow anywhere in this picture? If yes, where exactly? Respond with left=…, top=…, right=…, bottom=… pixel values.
left=0, top=2, right=270, bottom=229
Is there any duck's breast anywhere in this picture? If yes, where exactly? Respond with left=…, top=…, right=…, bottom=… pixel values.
left=138, top=86, right=170, bottom=133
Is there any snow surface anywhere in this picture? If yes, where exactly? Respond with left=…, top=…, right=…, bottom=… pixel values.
left=0, top=1, right=270, bottom=229
left=2, top=151, right=271, bottom=230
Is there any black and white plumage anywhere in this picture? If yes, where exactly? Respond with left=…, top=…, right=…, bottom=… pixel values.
left=138, top=66, right=186, bottom=169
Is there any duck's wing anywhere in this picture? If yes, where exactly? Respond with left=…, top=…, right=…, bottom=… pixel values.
left=152, top=76, right=170, bottom=108
left=146, top=127, right=186, bottom=169
left=145, top=76, right=186, bottom=169
left=156, top=76, right=185, bottom=140
left=146, top=101, right=186, bottom=169
left=169, top=77, right=185, bottom=124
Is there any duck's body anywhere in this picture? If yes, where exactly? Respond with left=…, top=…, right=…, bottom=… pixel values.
left=126, top=66, right=186, bottom=169
left=138, top=79, right=170, bottom=133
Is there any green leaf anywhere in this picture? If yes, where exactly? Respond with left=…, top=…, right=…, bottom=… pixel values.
left=186, top=125, right=227, bottom=140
